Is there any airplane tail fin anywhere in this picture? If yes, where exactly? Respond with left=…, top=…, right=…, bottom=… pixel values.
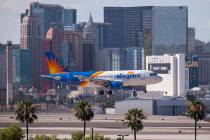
left=45, top=51, right=67, bottom=74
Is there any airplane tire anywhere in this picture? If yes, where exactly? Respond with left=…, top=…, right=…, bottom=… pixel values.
left=107, top=90, right=112, bottom=95
left=99, top=90, right=104, bottom=95
left=133, top=90, right=137, bottom=97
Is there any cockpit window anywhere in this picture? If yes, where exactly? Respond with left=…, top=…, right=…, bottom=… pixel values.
left=150, top=73, right=157, bottom=76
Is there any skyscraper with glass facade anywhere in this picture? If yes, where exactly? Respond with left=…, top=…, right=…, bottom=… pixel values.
left=20, top=4, right=42, bottom=90
left=104, top=6, right=153, bottom=49
left=152, top=6, right=188, bottom=55
left=104, top=6, right=188, bottom=70
left=188, top=27, right=195, bottom=54
left=104, top=7, right=153, bottom=70
left=15, top=49, right=32, bottom=89
left=64, top=9, right=77, bottom=30
left=21, top=2, right=77, bottom=37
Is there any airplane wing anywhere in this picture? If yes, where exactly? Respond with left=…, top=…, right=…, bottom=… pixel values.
left=40, top=75, right=62, bottom=81
left=74, top=75, right=90, bottom=81
left=90, top=78, right=110, bottom=86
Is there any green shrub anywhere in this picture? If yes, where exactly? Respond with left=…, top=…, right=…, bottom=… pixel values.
left=31, top=135, right=59, bottom=140
left=116, top=137, right=123, bottom=140
left=83, top=133, right=110, bottom=140
left=71, top=131, right=83, bottom=140
left=0, top=125, right=24, bottom=140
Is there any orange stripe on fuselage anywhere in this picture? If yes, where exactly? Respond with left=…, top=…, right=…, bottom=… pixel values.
left=90, top=71, right=104, bottom=78
left=79, top=71, right=104, bottom=87
left=127, top=71, right=134, bottom=75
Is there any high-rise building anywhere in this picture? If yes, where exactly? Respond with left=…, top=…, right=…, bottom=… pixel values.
left=41, top=39, right=52, bottom=91
left=104, top=6, right=188, bottom=69
left=64, top=30, right=83, bottom=71
left=0, top=42, right=16, bottom=107
left=104, top=6, right=153, bottom=49
left=46, top=27, right=64, bottom=60
left=106, top=48, right=142, bottom=70
left=6, top=41, right=14, bottom=107
left=187, top=27, right=195, bottom=54
left=194, top=39, right=206, bottom=53
left=77, top=21, right=111, bottom=71
left=0, top=44, right=6, bottom=105
left=82, top=14, right=97, bottom=71
left=21, top=2, right=77, bottom=37
left=185, top=55, right=199, bottom=89
left=146, top=54, right=186, bottom=97
left=14, top=49, right=32, bottom=90
left=64, top=9, right=77, bottom=30
left=152, top=6, right=188, bottom=55
left=20, top=4, right=42, bottom=90
left=104, top=7, right=146, bottom=69
left=42, top=38, right=51, bottom=75
left=31, top=2, right=64, bottom=36
left=63, top=18, right=110, bottom=71
left=198, top=53, right=210, bottom=85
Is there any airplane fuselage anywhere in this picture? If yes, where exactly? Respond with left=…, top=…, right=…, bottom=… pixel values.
left=42, top=70, right=162, bottom=89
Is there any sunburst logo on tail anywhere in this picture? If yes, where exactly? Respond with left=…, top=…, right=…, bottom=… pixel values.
left=45, top=52, right=65, bottom=74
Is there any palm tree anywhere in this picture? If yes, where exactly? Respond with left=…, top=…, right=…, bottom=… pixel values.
left=186, top=100, right=206, bottom=140
left=15, top=100, right=38, bottom=140
left=124, top=108, right=146, bottom=140
left=75, top=100, right=94, bottom=137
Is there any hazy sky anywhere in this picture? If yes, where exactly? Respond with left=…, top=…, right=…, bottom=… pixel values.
left=0, top=0, right=210, bottom=44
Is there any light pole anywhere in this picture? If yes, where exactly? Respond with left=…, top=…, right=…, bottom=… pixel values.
left=91, top=128, right=94, bottom=140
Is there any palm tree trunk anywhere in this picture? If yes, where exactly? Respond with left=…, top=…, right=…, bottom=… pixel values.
left=134, top=130, right=136, bottom=140
left=83, top=120, right=86, bottom=137
left=26, top=120, right=29, bottom=140
left=195, top=120, right=197, bottom=140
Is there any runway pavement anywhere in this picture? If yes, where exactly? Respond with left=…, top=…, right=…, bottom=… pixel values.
left=0, top=113, right=210, bottom=140
left=23, top=127, right=210, bottom=140
left=0, top=113, right=210, bottom=128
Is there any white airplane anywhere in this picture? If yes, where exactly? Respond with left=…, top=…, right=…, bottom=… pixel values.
left=41, top=52, right=162, bottom=95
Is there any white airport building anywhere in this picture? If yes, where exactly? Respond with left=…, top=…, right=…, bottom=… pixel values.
left=115, top=99, right=154, bottom=115
left=146, top=54, right=186, bottom=97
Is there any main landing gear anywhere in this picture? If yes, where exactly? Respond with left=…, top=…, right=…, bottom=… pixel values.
left=99, top=90, right=104, bottom=95
left=143, top=89, right=147, bottom=93
left=143, top=85, right=147, bottom=93
left=133, top=90, right=137, bottom=97
left=98, top=90, right=112, bottom=95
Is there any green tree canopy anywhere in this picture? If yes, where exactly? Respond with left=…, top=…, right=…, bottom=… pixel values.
left=15, top=100, right=38, bottom=140
left=124, top=108, right=146, bottom=140
left=186, top=100, right=206, bottom=140
left=187, top=100, right=206, bottom=121
left=74, top=100, right=94, bottom=137
left=75, top=100, right=94, bottom=121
